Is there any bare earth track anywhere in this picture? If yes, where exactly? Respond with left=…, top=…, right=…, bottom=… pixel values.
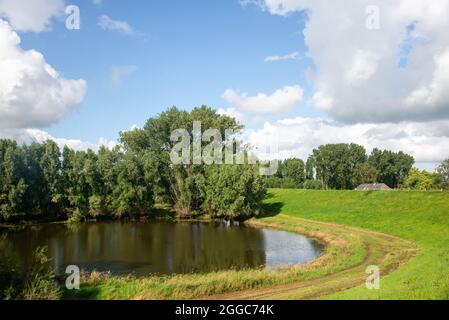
left=202, top=214, right=418, bottom=300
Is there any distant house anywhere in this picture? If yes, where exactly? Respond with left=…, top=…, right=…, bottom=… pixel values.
left=356, top=183, right=391, bottom=191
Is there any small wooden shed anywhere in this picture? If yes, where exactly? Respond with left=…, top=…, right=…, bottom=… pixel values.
left=356, top=183, right=391, bottom=191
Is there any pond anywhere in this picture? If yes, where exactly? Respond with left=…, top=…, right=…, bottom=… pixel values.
left=1, top=221, right=322, bottom=276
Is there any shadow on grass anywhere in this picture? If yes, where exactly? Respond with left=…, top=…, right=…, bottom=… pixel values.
left=62, top=285, right=102, bottom=300
left=264, top=192, right=276, bottom=200
left=260, top=202, right=284, bottom=218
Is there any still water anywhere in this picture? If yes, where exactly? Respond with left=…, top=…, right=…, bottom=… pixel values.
left=2, top=221, right=322, bottom=276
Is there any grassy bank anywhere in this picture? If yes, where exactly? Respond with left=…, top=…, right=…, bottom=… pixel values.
left=63, top=188, right=449, bottom=300
left=263, top=189, right=449, bottom=299
left=64, top=213, right=415, bottom=300
left=62, top=189, right=448, bottom=300
left=62, top=215, right=364, bottom=299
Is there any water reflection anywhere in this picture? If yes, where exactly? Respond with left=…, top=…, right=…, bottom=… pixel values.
left=2, top=221, right=321, bottom=276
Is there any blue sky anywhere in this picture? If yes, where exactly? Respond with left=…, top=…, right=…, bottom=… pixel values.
left=1, top=0, right=448, bottom=169
left=19, top=0, right=317, bottom=143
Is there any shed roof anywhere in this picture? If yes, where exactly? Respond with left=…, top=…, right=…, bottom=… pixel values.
left=356, top=183, right=391, bottom=191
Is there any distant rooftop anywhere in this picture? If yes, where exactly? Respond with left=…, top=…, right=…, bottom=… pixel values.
left=356, top=183, right=391, bottom=191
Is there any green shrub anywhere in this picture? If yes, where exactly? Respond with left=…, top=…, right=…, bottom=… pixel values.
left=0, top=242, right=60, bottom=300
left=303, top=180, right=324, bottom=190
left=198, top=164, right=266, bottom=219
left=0, top=236, right=21, bottom=299
left=21, top=247, right=61, bottom=300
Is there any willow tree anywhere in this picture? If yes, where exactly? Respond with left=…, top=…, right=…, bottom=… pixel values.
left=120, top=106, right=243, bottom=216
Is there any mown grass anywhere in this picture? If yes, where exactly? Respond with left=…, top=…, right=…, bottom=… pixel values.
left=265, top=189, right=449, bottom=299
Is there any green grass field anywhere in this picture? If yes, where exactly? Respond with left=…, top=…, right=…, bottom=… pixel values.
left=264, top=189, right=449, bottom=299
left=65, top=189, right=449, bottom=300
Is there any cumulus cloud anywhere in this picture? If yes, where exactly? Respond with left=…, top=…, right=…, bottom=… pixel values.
left=405, top=49, right=449, bottom=109
left=247, top=117, right=449, bottom=169
left=0, top=128, right=117, bottom=151
left=265, top=51, right=300, bottom=62
left=217, top=107, right=246, bottom=124
left=0, top=20, right=86, bottom=129
left=0, top=0, right=65, bottom=32
left=344, top=50, right=379, bottom=86
left=98, top=15, right=135, bottom=36
left=110, top=65, right=137, bottom=87
left=312, top=90, right=334, bottom=111
left=245, top=0, right=449, bottom=123
left=222, top=85, right=303, bottom=115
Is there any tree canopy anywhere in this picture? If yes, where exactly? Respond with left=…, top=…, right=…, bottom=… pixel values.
left=436, top=158, right=449, bottom=190
left=312, top=143, right=367, bottom=190
left=0, top=106, right=265, bottom=222
left=265, top=144, right=418, bottom=190
left=1, top=107, right=446, bottom=223
left=368, top=148, right=414, bottom=188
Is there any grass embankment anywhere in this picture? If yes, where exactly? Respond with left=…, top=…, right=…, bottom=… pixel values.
left=64, top=189, right=449, bottom=300
left=258, top=189, right=449, bottom=299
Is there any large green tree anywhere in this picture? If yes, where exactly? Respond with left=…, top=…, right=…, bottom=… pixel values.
left=280, top=158, right=305, bottom=187
left=0, top=142, right=28, bottom=220
left=39, top=141, right=63, bottom=215
left=355, top=162, right=379, bottom=185
left=305, top=157, right=315, bottom=180
left=368, top=148, right=414, bottom=188
left=112, top=151, right=156, bottom=217
left=94, top=146, right=122, bottom=213
left=61, top=147, right=90, bottom=222
left=120, top=106, right=242, bottom=216
left=311, top=143, right=367, bottom=190
left=436, top=158, right=449, bottom=190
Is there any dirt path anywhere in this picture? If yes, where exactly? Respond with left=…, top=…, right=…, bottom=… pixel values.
left=201, top=215, right=418, bottom=300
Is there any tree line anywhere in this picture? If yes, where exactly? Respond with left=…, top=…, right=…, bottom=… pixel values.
left=2, top=106, right=448, bottom=223
left=266, top=143, right=449, bottom=191
left=0, top=107, right=266, bottom=223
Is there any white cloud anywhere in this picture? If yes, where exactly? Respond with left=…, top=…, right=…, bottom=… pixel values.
left=98, top=15, right=135, bottom=36
left=312, top=90, right=333, bottom=111
left=97, top=136, right=118, bottom=150
left=265, top=51, right=300, bottom=62
left=0, top=0, right=65, bottom=32
left=93, top=0, right=103, bottom=6
left=222, top=85, right=303, bottom=115
left=256, top=0, right=303, bottom=16
left=0, top=19, right=87, bottom=129
left=110, top=65, right=137, bottom=87
left=217, top=107, right=246, bottom=124
left=344, top=50, right=379, bottom=86
left=405, top=49, right=449, bottom=108
left=245, top=0, right=449, bottom=123
left=239, top=0, right=266, bottom=10
left=0, top=128, right=117, bottom=152
left=247, top=117, right=449, bottom=168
